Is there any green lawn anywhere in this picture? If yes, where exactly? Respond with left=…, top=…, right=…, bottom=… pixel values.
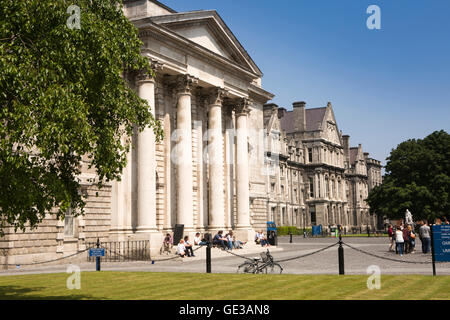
left=0, top=272, right=448, bottom=300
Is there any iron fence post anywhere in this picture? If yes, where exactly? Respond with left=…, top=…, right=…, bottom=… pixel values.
left=338, top=233, right=345, bottom=275
left=96, top=238, right=101, bottom=271
left=206, top=242, right=212, bottom=274
left=430, top=226, right=436, bottom=276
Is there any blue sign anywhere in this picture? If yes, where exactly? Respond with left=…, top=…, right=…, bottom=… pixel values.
left=312, top=225, right=322, bottom=236
left=432, top=225, right=450, bottom=262
left=89, top=248, right=105, bottom=257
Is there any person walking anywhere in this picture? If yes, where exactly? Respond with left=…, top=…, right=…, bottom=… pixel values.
left=419, top=220, right=431, bottom=254
left=395, top=226, right=404, bottom=256
left=403, top=225, right=410, bottom=254
left=388, top=225, right=394, bottom=252
left=408, top=225, right=416, bottom=254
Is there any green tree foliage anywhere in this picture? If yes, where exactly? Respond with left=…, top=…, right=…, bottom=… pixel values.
left=367, top=130, right=450, bottom=222
left=0, top=0, right=163, bottom=234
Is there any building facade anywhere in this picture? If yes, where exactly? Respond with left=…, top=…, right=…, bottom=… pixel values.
left=0, top=0, right=383, bottom=266
left=264, top=101, right=383, bottom=232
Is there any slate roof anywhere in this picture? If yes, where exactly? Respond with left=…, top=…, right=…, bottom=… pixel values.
left=349, top=148, right=359, bottom=165
left=306, top=107, right=327, bottom=131
left=280, top=107, right=327, bottom=133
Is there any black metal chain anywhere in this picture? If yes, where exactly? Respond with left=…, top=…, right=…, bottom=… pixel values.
left=0, top=247, right=93, bottom=267
left=275, top=242, right=339, bottom=263
left=342, top=242, right=449, bottom=264
left=222, top=248, right=257, bottom=261
left=150, top=245, right=204, bottom=262
left=223, top=242, right=339, bottom=263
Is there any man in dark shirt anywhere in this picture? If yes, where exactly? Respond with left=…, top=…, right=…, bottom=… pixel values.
left=213, top=230, right=228, bottom=250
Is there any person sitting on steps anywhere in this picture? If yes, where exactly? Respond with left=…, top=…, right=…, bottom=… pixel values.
left=213, top=230, right=229, bottom=250
left=184, top=235, right=195, bottom=257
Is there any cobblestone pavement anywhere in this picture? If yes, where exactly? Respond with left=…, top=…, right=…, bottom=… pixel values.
left=1, top=236, right=449, bottom=276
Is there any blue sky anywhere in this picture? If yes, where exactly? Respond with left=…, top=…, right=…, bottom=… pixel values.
left=163, top=0, right=450, bottom=166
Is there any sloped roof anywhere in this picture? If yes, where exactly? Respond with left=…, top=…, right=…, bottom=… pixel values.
left=350, top=147, right=359, bottom=165
left=306, top=107, right=327, bottom=131
left=280, top=111, right=295, bottom=133
left=280, top=107, right=327, bottom=133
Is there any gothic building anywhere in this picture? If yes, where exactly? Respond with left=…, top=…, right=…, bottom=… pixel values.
left=264, top=101, right=383, bottom=231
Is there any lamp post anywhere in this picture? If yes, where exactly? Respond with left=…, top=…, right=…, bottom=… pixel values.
left=303, top=208, right=306, bottom=238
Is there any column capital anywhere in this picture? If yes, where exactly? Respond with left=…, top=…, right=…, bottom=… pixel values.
left=136, top=59, right=163, bottom=84
left=235, top=97, right=252, bottom=116
left=206, top=87, right=228, bottom=106
left=176, top=74, right=199, bottom=95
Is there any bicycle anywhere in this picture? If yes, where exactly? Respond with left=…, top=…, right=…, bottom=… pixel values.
left=237, top=249, right=283, bottom=274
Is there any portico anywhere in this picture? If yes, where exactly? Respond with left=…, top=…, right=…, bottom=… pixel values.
left=111, top=2, right=274, bottom=252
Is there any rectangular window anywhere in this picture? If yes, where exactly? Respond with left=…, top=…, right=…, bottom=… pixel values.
left=309, top=177, right=314, bottom=198
left=64, top=207, right=75, bottom=237
left=308, top=148, right=313, bottom=163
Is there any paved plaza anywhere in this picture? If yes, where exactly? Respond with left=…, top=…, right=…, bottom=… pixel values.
left=1, top=236, right=449, bottom=276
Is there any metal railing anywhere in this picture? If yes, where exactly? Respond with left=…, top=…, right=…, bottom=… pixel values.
left=87, top=240, right=150, bottom=262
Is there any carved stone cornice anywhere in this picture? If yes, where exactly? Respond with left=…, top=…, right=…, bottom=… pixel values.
left=176, top=74, right=199, bottom=95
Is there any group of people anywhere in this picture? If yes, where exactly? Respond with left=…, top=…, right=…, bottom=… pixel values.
left=388, top=224, right=416, bottom=256
left=387, top=219, right=448, bottom=256
left=254, top=230, right=271, bottom=247
left=213, top=230, right=247, bottom=250
left=162, top=233, right=199, bottom=258
left=162, top=231, right=248, bottom=257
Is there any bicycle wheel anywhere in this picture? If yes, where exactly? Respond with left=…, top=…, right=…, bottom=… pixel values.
left=237, top=262, right=257, bottom=274
left=265, top=263, right=283, bottom=274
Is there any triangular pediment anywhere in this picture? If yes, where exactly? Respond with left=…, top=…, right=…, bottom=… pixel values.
left=149, top=11, right=262, bottom=76
left=270, top=114, right=281, bottom=132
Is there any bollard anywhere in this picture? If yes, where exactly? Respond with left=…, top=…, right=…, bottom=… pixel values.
left=96, top=238, right=101, bottom=272
left=338, top=233, right=345, bottom=275
left=206, top=242, right=212, bottom=274
left=289, top=232, right=293, bottom=243
left=367, top=224, right=370, bottom=237
left=430, top=226, right=436, bottom=276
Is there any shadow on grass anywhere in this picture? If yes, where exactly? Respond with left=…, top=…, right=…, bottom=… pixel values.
left=0, top=285, right=107, bottom=300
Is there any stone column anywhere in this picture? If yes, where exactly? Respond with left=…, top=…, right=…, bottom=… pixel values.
left=136, top=66, right=159, bottom=234
left=207, top=88, right=227, bottom=230
left=234, top=98, right=253, bottom=240
left=224, top=104, right=235, bottom=229
left=175, top=74, right=198, bottom=232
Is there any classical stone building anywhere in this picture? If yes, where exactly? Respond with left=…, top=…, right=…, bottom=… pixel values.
left=264, top=101, right=383, bottom=231
left=1, top=0, right=274, bottom=265
left=0, top=0, right=384, bottom=267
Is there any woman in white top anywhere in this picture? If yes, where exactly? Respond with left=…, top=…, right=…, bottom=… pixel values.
left=395, top=228, right=404, bottom=256
left=177, top=239, right=186, bottom=258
